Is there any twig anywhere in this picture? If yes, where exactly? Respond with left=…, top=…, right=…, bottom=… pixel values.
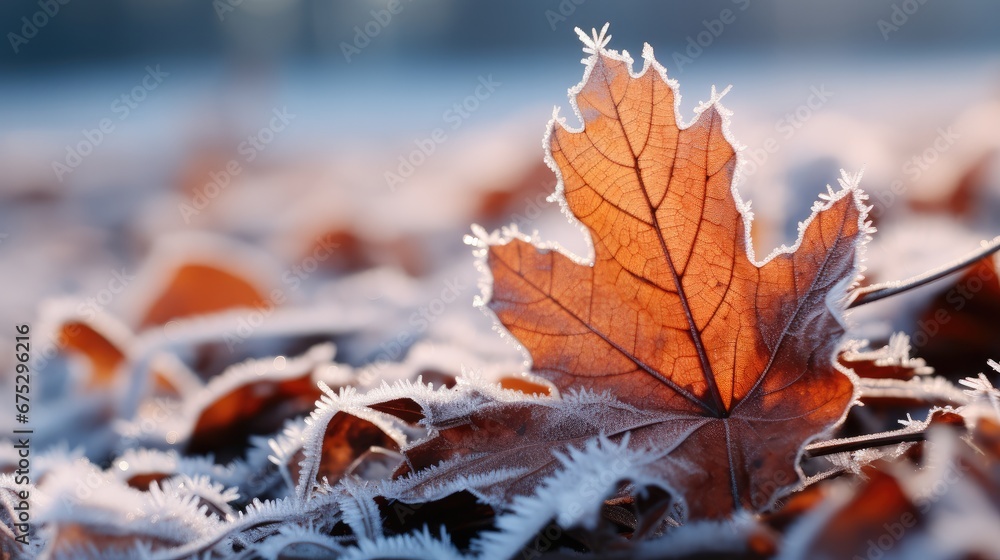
left=849, top=235, right=1000, bottom=308
left=803, top=429, right=925, bottom=459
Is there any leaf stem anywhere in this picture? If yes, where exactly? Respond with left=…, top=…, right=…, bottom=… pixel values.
left=849, top=235, right=1000, bottom=308
left=803, top=429, right=925, bottom=459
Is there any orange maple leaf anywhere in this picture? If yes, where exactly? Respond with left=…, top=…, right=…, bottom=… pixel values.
left=477, top=26, right=871, bottom=517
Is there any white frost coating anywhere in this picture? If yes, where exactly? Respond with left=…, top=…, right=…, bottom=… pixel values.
left=30, top=444, right=86, bottom=481
left=315, top=369, right=554, bottom=427
left=634, top=515, right=759, bottom=559
left=0, top=476, right=43, bottom=557
left=322, top=340, right=525, bottom=394
left=363, top=451, right=531, bottom=506
left=264, top=419, right=308, bottom=496
left=34, top=459, right=223, bottom=558
left=356, top=386, right=667, bottom=510
left=293, top=366, right=563, bottom=503
left=472, top=435, right=667, bottom=559
left=115, top=344, right=334, bottom=451
left=800, top=405, right=965, bottom=488
left=959, top=360, right=1000, bottom=418
left=822, top=442, right=913, bottom=478
left=296, top=414, right=403, bottom=504
left=109, top=447, right=252, bottom=491
left=840, top=332, right=933, bottom=376
left=156, top=474, right=240, bottom=520
left=917, top=428, right=1000, bottom=559
left=336, top=479, right=390, bottom=542
left=184, top=343, right=334, bottom=444
left=342, top=527, right=467, bottom=560
left=150, top=491, right=347, bottom=560
left=254, top=522, right=346, bottom=560
left=296, top=382, right=413, bottom=503
left=858, top=376, right=970, bottom=405
left=129, top=302, right=373, bottom=374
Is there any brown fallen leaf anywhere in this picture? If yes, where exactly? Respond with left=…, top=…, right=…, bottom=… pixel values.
left=293, top=412, right=401, bottom=489
left=909, top=254, right=1000, bottom=379
left=183, top=345, right=334, bottom=459
left=464, top=26, right=869, bottom=518
left=59, top=320, right=128, bottom=389
left=140, top=262, right=270, bottom=329
left=791, top=466, right=922, bottom=560
left=839, top=334, right=932, bottom=381
left=37, top=301, right=134, bottom=390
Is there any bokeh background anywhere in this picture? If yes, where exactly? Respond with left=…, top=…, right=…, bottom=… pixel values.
left=2, top=0, right=1000, bottom=447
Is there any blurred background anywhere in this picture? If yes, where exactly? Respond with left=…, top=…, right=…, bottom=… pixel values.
left=2, top=0, right=1000, bottom=414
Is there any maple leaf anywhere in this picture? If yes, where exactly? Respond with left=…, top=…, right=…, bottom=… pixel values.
left=839, top=334, right=932, bottom=381
left=394, top=25, right=873, bottom=519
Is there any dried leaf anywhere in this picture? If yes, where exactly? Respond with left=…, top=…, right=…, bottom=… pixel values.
left=468, top=27, right=869, bottom=518
left=39, top=302, right=133, bottom=390
left=839, top=334, right=932, bottom=381
left=911, top=254, right=1000, bottom=379
left=183, top=345, right=335, bottom=459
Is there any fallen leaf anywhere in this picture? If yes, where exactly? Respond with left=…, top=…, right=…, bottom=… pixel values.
left=472, top=27, right=870, bottom=518
left=183, top=345, right=335, bottom=459
left=59, top=320, right=128, bottom=389
left=127, top=234, right=276, bottom=329
left=839, top=334, right=932, bottom=381
left=37, top=302, right=134, bottom=390
left=140, top=263, right=270, bottom=328
left=791, top=466, right=922, bottom=560
left=910, top=254, right=1000, bottom=379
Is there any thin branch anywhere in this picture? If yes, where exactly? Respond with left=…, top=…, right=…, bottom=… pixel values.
left=858, top=377, right=970, bottom=406
left=849, top=235, right=1000, bottom=308
left=803, top=429, right=926, bottom=459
